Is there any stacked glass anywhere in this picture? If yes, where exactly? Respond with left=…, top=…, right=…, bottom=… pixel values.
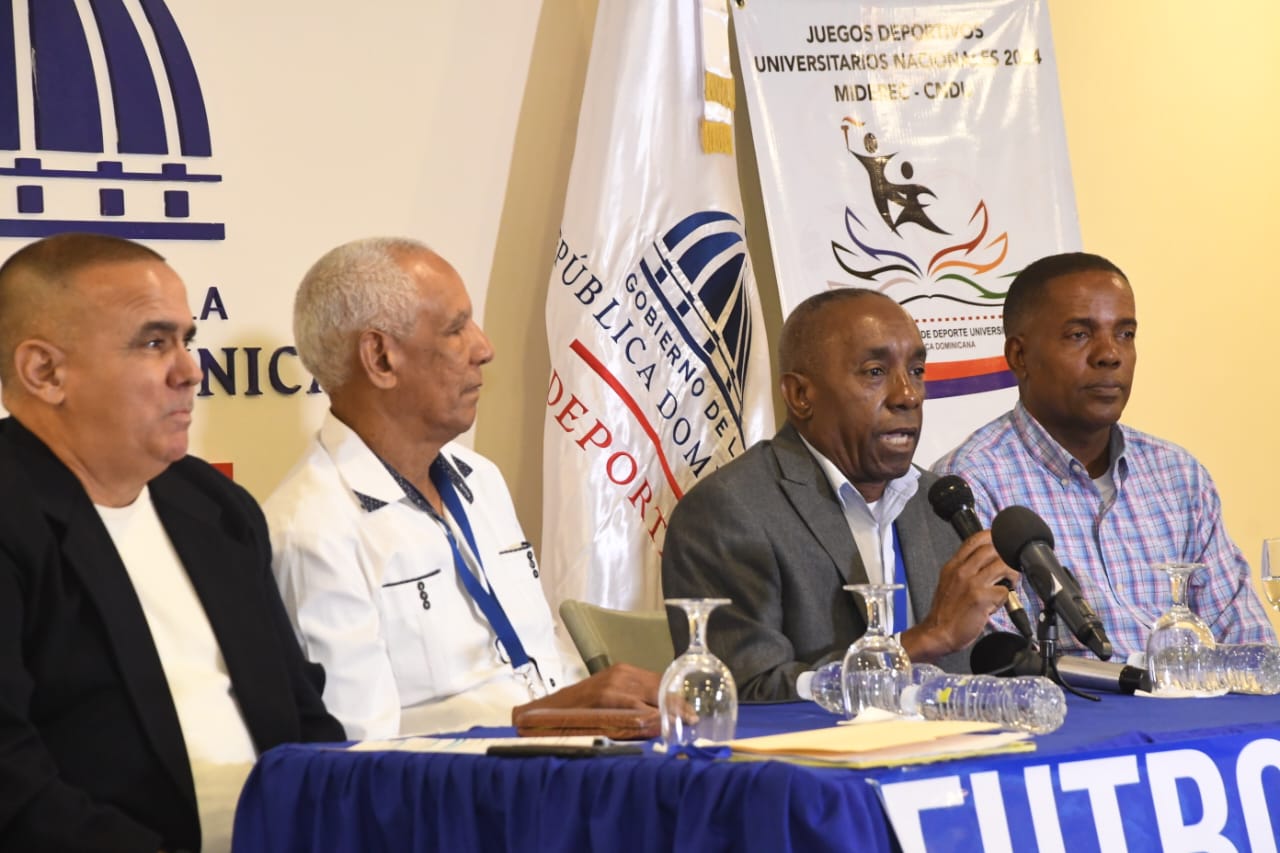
left=1145, top=562, right=1223, bottom=695
left=1146, top=559, right=1280, bottom=695
left=658, top=598, right=737, bottom=747
left=840, top=584, right=911, bottom=717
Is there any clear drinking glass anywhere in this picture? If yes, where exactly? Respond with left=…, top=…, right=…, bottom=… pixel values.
left=841, top=584, right=911, bottom=718
left=658, top=598, right=737, bottom=747
left=1145, top=562, right=1222, bottom=695
left=1260, top=539, right=1280, bottom=613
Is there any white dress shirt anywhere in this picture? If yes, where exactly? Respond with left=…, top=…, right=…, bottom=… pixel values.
left=265, top=412, right=584, bottom=739
left=799, top=435, right=921, bottom=626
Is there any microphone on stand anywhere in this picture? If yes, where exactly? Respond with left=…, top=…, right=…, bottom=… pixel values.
left=928, top=475, right=1034, bottom=639
left=990, top=505, right=1114, bottom=661
left=971, top=632, right=1150, bottom=694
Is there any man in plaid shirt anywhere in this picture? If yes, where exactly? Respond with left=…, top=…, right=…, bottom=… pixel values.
left=935, top=252, right=1275, bottom=661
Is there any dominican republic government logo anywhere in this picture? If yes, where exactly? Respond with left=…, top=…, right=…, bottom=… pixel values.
left=0, top=0, right=221, bottom=240
left=644, top=209, right=755, bottom=437
left=832, top=116, right=1018, bottom=398
left=551, top=209, right=760, bottom=550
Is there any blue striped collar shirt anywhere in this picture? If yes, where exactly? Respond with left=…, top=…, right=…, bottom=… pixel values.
left=798, top=433, right=920, bottom=594
left=934, top=402, right=1275, bottom=660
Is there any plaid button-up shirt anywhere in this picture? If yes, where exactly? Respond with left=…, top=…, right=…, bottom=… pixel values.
left=934, top=403, right=1275, bottom=660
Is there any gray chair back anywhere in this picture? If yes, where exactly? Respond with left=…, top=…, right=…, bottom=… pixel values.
left=559, top=600, right=675, bottom=675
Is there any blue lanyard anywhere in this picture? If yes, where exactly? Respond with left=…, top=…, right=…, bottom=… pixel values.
left=427, top=457, right=531, bottom=670
left=890, top=522, right=909, bottom=634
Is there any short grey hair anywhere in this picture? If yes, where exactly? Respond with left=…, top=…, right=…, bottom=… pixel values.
left=779, top=287, right=895, bottom=375
left=293, top=237, right=429, bottom=392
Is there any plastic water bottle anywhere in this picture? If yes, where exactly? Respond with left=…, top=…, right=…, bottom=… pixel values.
left=796, top=662, right=845, bottom=714
left=904, top=673, right=1066, bottom=734
left=1219, top=644, right=1280, bottom=695
left=797, top=662, right=947, bottom=717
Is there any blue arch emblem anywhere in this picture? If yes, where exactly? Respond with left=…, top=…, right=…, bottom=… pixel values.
left=635, top=210, right=757, bottom=439
left=0, top=0, right=222, bottom=240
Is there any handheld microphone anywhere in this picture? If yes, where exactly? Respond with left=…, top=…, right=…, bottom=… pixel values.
left=990, top=505, right=1114, bottom=660
left=971, top=632, right=1149, bottom=694
left=928, top=475, right=1034, bottom=639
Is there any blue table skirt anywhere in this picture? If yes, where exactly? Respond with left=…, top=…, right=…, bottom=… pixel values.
left=233, top=693, right=1280, bottom=853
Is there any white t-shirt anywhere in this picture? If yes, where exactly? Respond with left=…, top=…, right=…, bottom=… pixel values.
left=97, top=487, right=255, bottom=851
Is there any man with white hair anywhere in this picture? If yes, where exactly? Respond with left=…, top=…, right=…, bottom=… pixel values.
left=266, top=237, right=658, bottom=738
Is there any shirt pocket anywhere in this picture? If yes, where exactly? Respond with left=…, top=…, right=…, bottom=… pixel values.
left=489, top=541, right=564, bottom=688
left=376, top=566, right=451, bottom=703
left=490, top=541, right=546, bottom=621
left=495, top=540, right=540, bottom=580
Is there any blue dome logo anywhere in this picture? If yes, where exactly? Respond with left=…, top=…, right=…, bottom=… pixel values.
left=0, top=0, right=222, bottom=240
left=650, top=210, right=755, bottom=428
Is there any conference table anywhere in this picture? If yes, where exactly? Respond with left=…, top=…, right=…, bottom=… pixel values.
left=233, top=692, right=1280, bottom=852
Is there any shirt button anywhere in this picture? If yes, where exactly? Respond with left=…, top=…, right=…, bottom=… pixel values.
left=1060, top=478, right=1069, bottom=486
left=549, top=678, right=557, bottom=688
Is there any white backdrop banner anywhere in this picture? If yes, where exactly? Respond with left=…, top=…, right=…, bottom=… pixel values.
left=734, top=0, right=1080, bottom=465
left=0, top=1, right=539, bottom=498
left=543, top=0, right=775, bottom=613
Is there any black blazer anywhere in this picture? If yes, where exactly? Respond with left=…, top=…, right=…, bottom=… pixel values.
left=0, top=418, right=344, bottom=852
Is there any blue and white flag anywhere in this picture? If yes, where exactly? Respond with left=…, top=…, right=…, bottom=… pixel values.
left=543, top=0, right=775, bottom=613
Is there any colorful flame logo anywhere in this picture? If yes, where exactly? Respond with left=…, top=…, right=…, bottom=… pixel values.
left=831, top=119, right=1019, bottom=398
left=832, top=201, right=1011, bottom=306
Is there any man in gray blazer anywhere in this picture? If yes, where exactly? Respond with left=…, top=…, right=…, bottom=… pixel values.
left=662, top=288, right=1017, bottom=700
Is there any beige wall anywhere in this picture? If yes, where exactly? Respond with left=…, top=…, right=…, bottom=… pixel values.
left=477, top=2, right=1280, bottom=622
left=1048, top=2, right=1280, bottom=627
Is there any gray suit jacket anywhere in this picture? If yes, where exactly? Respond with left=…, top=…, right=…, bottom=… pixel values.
left=662, top=422, right=970, bottom=701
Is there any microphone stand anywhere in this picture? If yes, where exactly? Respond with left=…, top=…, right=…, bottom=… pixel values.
left=1037, top=601, right=1101, bottom=702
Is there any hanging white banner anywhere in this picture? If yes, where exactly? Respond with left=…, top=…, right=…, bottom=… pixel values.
left=543, top=0, right=776, bottom=614
left=734, top=0, right=1079, bottom=464
left=0, top=1, right=538, bottom=497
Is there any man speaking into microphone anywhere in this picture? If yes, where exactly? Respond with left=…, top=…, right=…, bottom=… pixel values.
left=662, top=289, right=1019, bottom=700
left=936, top=252, right=1275, bottom=660
left=929, top=474, right=1034, bottom=639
